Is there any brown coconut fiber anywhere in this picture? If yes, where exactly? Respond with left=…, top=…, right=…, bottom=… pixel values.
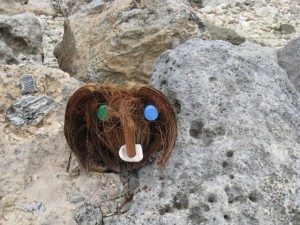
left=64, top=83, right=177, bottom=172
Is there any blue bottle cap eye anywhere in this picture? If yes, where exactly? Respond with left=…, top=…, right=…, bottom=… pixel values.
left=144, top=105, right=159, bottom=121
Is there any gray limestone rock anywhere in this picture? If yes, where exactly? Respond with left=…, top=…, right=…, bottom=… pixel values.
left=187, top=0, right=203, bottom=8
left=20, top=74, right=37, bottom=95
left=0, top=0, right=56, bottom=16
left=0, top=40, right=19, bottom=65
left=278, top=24, right=296, bottom=34
left=6, top=95, right=55, bottom=126
left=0, top=13, right=43, bottom=64
left=202, top=0, right=233, bottom=6
left=18, top=201, right=46, bottom=213
left=69, top=194, right=85, bottom=204
left=204, top=21, right=245, bottom=45
left=105, top=39, right=300, bottom=225
left=53, top=0, right=113, bottom=17
left=55, top=0, right=209, bottom=83
left=239, top=41, right=278, bottom=63
left=74, top=204, right=103, bottom=225
left=277, top=37, right=300, bottom=92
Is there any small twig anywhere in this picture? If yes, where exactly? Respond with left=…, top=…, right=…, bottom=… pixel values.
left=123, top=122, right=136, bottom=157
left=66, top=151, right=72, bottom=172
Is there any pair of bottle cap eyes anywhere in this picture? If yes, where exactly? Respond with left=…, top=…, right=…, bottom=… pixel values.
left=97, top=104, right=159, bottom=121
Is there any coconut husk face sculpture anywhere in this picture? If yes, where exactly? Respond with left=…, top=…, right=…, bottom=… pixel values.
left=64, top=83, right=177, bottom=173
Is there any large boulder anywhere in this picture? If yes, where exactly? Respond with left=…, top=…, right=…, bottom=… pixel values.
left=55, top=0, right=210, bottom=82
left=277, top=37, right=300, bottom=92
left=0, top=13, right=43, bottom=65
left=105, top=39, right=300, bottom=224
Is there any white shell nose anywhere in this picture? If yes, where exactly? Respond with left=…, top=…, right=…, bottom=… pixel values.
left=119, top=144, right=143, bottom=162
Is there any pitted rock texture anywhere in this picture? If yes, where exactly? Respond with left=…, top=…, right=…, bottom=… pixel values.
left=0, top=13, right=43, bottom=65
left=55, top=0, right=209, bottom=83
left=52, top=0, right=109, bottom=17
left=239, top=41, right=278, bottom=63
left=104, top=39, right=300, bottom=225
left=74, top=204, right=103, bottom=225
left=0, top=40, right=18, bottom=65
left=0, top=65, right=79, bottom=124
left=0, top=65, right=131, bottom=225
left=6, top=95, right=55, bottom=126
left=0, top=0, right=56, bottom=16
left=20, top=74, right=38, bottom=95
left=197, top=0, right=300, bottom=48
left=277, top=37, right=300, bottom=92
left=39, top=15, right=64, bottom=68
left=203, top=21, right=245, bottom=45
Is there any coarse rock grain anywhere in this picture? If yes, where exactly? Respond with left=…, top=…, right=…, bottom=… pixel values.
left=0, top=13, right=43, bottom=65
left=55, top=0, right=209, bottom=83
left=0, top=0, right=56, bottom=16
left=197, top=0, right=300, bottom=48
left=277, top=37, right=300, bottom=92
left=0, top=65, right=130, bottom=225
left=105, top=39, right=300, bottom=225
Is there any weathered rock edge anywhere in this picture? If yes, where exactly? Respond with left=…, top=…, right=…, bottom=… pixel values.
left=105, top=39, right=300, bottom=225
left=55, top=0, right=209, bottom=83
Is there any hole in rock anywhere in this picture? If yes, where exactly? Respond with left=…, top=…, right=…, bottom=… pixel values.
left=172, top=99, right=181, bottom=114
left=207, top=194, right=217, bottom=203
left=209, top=77, right=218, bottom=82
left=173, top=192, right=189, bottom=210
left=224, top=214, right=231, bottom=222
left=249, top=190, right=262, bottom=202
left=226, top=150, right=234, bottom=157
left=189, top=121, right=204, bottom=139
left=160, top=80, right=167, bottom=86
left=222, top=161, right=228, bottom=168
left=159, top=204, right=173, bottom=215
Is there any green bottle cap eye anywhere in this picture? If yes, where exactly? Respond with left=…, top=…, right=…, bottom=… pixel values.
left=97, top=104, right=109, bottom=121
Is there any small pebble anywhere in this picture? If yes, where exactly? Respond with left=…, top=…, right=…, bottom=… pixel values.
left=69, top=194, right=85, bottom=203
left=279, top=24, right=296, bottom=34
left=18, top=201, right=46, bottom=213
left=20, top=74, right=37, bottom=95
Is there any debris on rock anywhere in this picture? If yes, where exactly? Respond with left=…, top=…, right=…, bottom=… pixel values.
left=74, top=204, right=103, bottom=225
left=18, top=201, right=46, bottom=213
left=20, top=74, right=38, bottom=95
left=6, top=95, right=55, bottom=126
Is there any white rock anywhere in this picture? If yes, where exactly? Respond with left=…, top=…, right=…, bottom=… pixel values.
left=215, top=6, right=225, bottom=15
left=200, top=6, right=213, bottom=14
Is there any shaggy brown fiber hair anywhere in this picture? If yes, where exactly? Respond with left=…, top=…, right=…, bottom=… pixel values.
left=64, top=83, right=177, bottom=172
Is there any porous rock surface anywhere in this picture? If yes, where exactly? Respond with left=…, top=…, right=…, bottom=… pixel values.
left=55, top=0, right=209, bottom=82
left=51, top=0, right=110, bottom=17
left=0, top=65, right=128, bottom=224
left=239, top=41, right=278, bottom=63
left=105, top=39, right=300, bottom=224
left=0, top=13, right=43, bottom=65
left=277, top=37, right=300, bottom=92
left=198, top=0, right=300, bottom=48
left=6, top=95, right=56, bottom=127
left=203, top=21, right=245, bottom=45
left=40, top=15, right=64, bottom=68
left=0, top=0, right=56, bottom=16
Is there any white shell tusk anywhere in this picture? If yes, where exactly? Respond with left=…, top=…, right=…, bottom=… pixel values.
left=119, top=144, right=143, bottom=162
